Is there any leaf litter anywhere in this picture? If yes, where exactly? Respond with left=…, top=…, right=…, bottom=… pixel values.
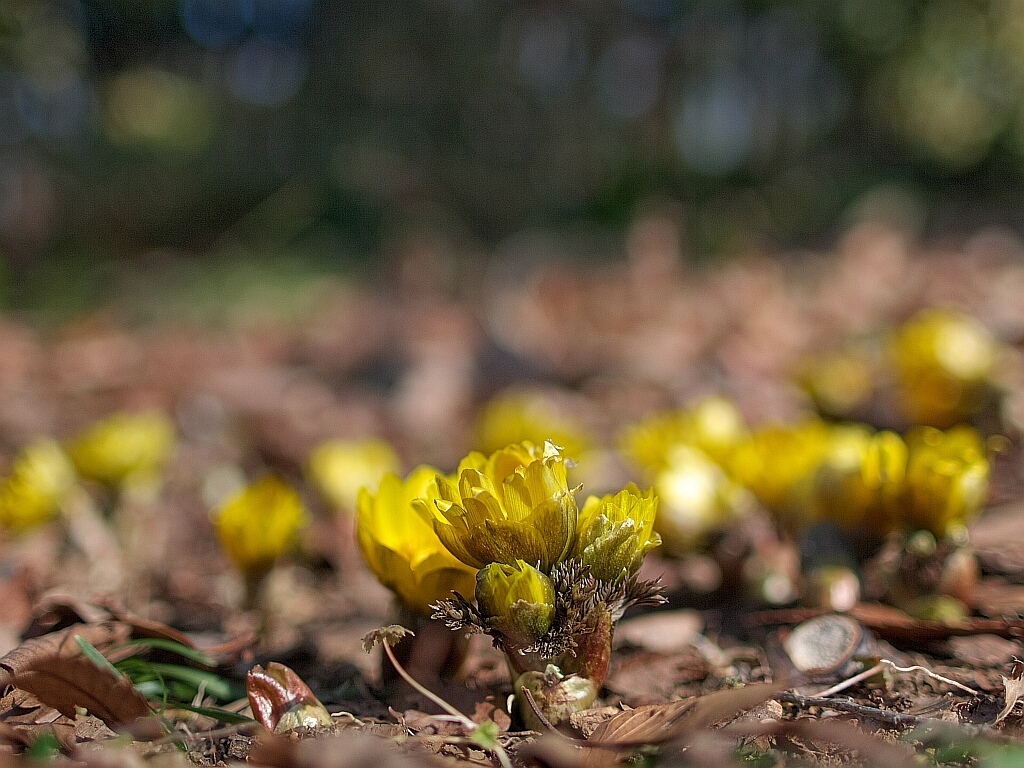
left=2, top=224, right=1024, bottom=764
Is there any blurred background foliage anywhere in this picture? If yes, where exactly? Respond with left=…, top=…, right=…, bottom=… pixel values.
left=3, top=0, right=1024, bottom=313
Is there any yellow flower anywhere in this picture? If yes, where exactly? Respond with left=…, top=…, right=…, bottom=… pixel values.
left=356, top=467, right=476, bottom=616
left=475, top=560, right=555, bottom=646
left=475, top=391, right=590, bottom=460
left=810, top=428, right=908, bottom=533
left=797, top=348, right=875, bottom=418
left=419, top=441, right=578, bottom=572
left=902, top=426, right=989, bottom=537
left=307, top=438, right=400, bottom=511
left=0, top=439, right=76, bottom=533
left=573, top=485, right=660, bottom=580
left=889, top=309, right=998, bottom=427
left=728, top=420, right=837, bottom=524
left=214, top=476, right=307, bottom=575
left=652, top=445, right=752, bottom=552
left=621, top=396, right=747, bottom=472
left=68, top=411, right=175, bottom=487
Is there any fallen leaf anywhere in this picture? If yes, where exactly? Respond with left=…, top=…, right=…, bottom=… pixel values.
left=993, top=660, right=1024, bottom=725
left=0, top=623, right=153, bottom=729
left=588, top=680, right=787, bottom=747
left=0, top=689, right=76, bottom=751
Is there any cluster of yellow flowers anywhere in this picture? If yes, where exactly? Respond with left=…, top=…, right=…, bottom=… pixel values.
left=355, top=439, right=663, bottom=725
left=620, top=397, right=753, bottom=552
left=0, top=411, right=175, bottom=533
left=358, top=441, right=661, bottom=664
left=799, top=309, right=1002, bottom=427
left=623, top=399, right=991, bottom=545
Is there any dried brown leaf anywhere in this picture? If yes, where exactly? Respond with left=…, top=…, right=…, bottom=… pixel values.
left=0, top=623, right=153, bottom=729
left=0, top=689, right=76, bottom=751
left=993, top=659, right=1024, bottom=725
left=588, top=679, right=787, bottom=747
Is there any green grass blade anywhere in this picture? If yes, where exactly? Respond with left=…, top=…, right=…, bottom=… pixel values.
left=142, top=663, right=235, bottom=700
left=111, top=638, right=218, bottom=667
left=170, top=703, right=255, bottom=725
left=75, top=635, right=124, bottom=679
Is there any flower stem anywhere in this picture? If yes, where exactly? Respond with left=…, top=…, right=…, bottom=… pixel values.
left=380, top=640, right=512, bottom=768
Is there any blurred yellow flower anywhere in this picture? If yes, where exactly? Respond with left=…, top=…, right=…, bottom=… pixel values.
left=68, top=411, right=175, bottom=487
left=653, top=445, right=752, bottom=552
left=307, top=438, right=400, bottom=511
left=797, top=348, right=875, bottom=418
left=621, top=396, right=747, bottom=472
left=0, top=439, right=76, bottom=533
left=573, top=484, right=660, bottom=580
left=728, top=420, right=837, bottom=525
left=475, top=559, right=555, bottom=646
left=356, top=467, right=476, bottom=616
left=889, top=309, right=998, bottom=427
left=810, top=428, right=908, bottom=533
left=475, top=391, right=590, bottom=460
left=214, top=476, right=307, bottom=575
left=419, top=441, right=577, bottom=572
left=902, top=425, right=989, bottom=537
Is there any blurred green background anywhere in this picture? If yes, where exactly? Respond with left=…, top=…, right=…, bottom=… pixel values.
left=3, top=0, right=1024, bottom=313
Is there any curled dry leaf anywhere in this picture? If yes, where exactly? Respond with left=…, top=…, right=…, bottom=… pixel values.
left=247, top=662, right=333, bottom=733
left=0, top=623, right=153, bottom=730
left=0, top=689, right=76, bottom=751
left=993, top=659, right=1024, bottom=725
left=587, top=679, right=788, bottom=747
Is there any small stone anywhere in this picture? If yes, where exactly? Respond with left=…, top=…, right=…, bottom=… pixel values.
left=783, top=614, right=864, bottom=675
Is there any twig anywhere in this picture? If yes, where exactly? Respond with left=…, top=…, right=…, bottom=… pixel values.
left=379, top=640, right=513, bottom=768
left=814, top=663, right=885, bottom=698
left=779, top=693, right=1019, bottom=744
left=519, top=685, right=564, bottom=736
left=812, top=659, right=980, bottom=700
left=881, top=660, right=980, bottom=696
left=779, top=692, right=922, bottom=728
left=380, top=641, right=474, bottom=728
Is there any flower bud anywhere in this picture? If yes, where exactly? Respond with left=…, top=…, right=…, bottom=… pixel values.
left=515, top=665, right=598, bottom=731
left=902, top=426, right=989, bottom=538
left=653, top=445, right=752, bottom=552
left=621, top=396, right=747, bottom=471
left=574, top=485, right=660, bottom=581
left=475, top=560, right=555, bottom=647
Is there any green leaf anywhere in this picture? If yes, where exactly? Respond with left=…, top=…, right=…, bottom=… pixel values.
left=25, top=731, right=62, bottom=761
left=469, top=721, right=500, bottom=750
left=111, top=638, right=217, bottom=667
left=169, top=703, right=255, bottom=725
left=74, top=635, right=124, bottom=679
left=141, top=663, right=235, bottom=700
